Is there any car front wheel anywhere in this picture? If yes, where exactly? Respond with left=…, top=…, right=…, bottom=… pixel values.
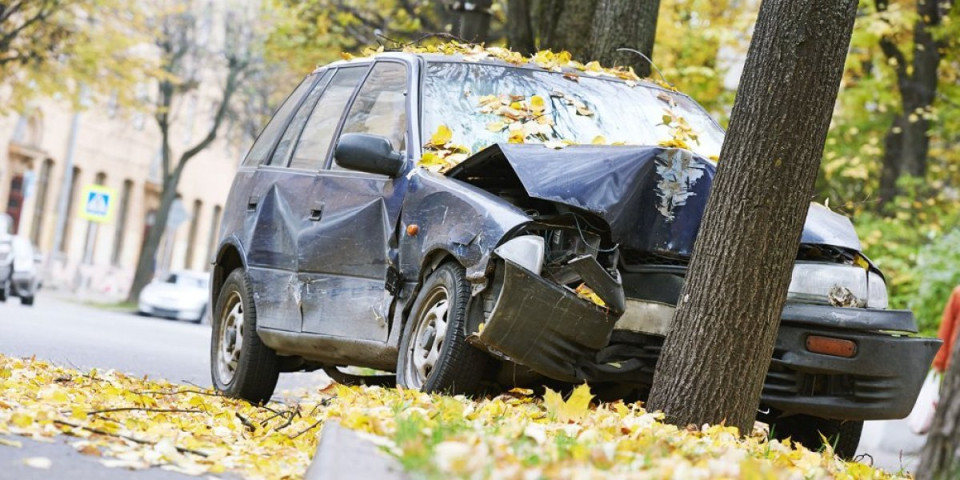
left=397, top=262, right=489, bottom=395
left=210, top=269, right=280, bottom=403
left=772, top=414, right=863, bottom=459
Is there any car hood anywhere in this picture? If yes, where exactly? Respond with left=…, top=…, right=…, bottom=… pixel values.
left=447, top=144, right=861, bottom=255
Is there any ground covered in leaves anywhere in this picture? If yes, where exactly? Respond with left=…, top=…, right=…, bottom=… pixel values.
left=0, top=355, right=902, bottom=479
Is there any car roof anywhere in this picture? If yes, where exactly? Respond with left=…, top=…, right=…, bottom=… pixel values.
left=313, top=51, right=680, bottom=96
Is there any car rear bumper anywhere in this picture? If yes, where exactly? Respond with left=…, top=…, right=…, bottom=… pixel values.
left=472, top=261, right=940, bottom=420
left=10, top=273, right=36, bottom=296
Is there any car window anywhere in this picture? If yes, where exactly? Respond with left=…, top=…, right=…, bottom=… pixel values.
left=269, top=70, right=333, bottom=167
left=288, top=67, right=367, bottom=171
left=240, top=74, right=316, bottom=167
left=333, top=62, right=408, bottom=170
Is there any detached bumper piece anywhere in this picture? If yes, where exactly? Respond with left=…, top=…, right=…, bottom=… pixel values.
left=476, top=259, right=620, bottom=382
left=763, top=304, right=940, bottom=420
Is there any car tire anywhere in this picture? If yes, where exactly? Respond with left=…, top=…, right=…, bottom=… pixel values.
left=20, top=296, right=34, bottom=306
left=210, top=269, right=280, bottom=403
left=772, top=414, right=863, bottom=459
left=0, top=288, right=6, bottom=302
left=397, top=262, right=489, bottom=395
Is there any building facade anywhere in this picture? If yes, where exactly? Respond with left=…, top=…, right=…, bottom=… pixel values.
left=0, top=90, right=245, bottom=300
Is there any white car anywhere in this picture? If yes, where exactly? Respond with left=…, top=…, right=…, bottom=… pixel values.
left=138, top=271, right=209, bottom=323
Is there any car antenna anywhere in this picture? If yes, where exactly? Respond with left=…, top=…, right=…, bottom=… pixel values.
left=615, top=47, right=673, bottom=88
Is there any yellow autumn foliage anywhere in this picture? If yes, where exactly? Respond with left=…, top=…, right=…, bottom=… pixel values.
left=0, top=355, right=903, bottom=479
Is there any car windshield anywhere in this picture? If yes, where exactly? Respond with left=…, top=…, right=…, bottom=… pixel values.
left=422, top=61, right=725, bottom=159
left=165, top=273, right=207, bottom=290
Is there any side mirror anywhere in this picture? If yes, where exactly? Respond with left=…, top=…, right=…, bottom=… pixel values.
left=334, top=133, right=406, bottom=177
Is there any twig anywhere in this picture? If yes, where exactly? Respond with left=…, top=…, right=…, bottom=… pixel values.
left=87, top=407, right=205, bottom=416
left=235, top=412, right=256, bottom=432
left=134, top=388, right=222, bottom=397
left=53, top=420, right=208, bottom=458
left=288, top=419, right=323, bottom=440
left=272, top=407, right=300, bottom=432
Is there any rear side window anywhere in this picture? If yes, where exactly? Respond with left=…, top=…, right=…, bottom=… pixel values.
left=241, top=75, right=315, bottom=167
left=336, top=62, right=408, bottom=168
left=288, top=67, right=366, bottom=170
left=269, top=70, right=332, bottom=166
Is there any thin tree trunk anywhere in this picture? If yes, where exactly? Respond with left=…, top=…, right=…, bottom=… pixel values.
left=454, top=0, right=493, bottom=42
left=646, top=0, right=858, bottom=433
left=589, top=0, right=660, bottom=77
left=127, top=165, right=183, bottom=302
left=917, top=336, right=960, bottom=480
left=506, top=0, right=536, bottom=55
left=878, top=114, right=905, bottom=204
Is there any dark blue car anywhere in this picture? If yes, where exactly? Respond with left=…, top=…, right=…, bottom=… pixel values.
left=209, top=52, right=938, bottom=457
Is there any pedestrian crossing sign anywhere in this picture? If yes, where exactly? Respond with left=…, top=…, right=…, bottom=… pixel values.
left=79, top=184, right=116, bottom=223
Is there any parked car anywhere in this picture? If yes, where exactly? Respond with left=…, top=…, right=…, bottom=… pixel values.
left=208, top=51, right=939, bottom=458
left=138, top=271, right=209, bottom=323
left=0, top=235, right=41, bottom=305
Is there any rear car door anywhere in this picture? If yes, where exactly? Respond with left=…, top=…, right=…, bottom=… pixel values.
left=297, top=60, right=413, bottom=340
left=238, top=72, right=332, bottom=331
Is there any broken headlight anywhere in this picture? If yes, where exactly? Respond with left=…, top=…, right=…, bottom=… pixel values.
left=494, top=235, right=545, bottom=274
left=787, top=262, right=888, bottom=309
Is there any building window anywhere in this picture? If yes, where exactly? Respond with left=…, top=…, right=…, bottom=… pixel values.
left=205, top=205, right=222, bottom=271
left=29, top=159, right=54, bottom=245
left=59, top=166, right=81, bottom=254
left=185, top=199, right=202, bottom=269
left=112, top=179, right=133, bottom=266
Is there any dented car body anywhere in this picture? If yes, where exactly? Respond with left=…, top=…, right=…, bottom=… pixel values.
left=210, top=53, right=939, bottom=452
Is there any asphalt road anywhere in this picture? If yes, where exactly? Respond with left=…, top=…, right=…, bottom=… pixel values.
left=0, top=294, right=930, bottom=478
left=0, top=294, right=328, bottom=479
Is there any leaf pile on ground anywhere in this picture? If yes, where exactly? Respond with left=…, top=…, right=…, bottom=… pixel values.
left=0, top=354, right=899, bottom=479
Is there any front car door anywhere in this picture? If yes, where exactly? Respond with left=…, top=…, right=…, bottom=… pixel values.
left=297, top=59, right=414, bottom=342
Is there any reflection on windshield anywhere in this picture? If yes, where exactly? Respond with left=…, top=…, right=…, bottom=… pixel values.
left=422, top=62, right=724, bottom=159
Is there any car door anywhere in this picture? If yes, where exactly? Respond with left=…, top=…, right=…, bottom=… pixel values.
left=240, top=71, right=332, bottom=331
left=296, top=60, right=413, bottom=341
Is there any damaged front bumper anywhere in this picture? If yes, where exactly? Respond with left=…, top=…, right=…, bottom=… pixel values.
left=472, top=260, right=940, bottom=420
left=472, top=259, right=621, bottom=382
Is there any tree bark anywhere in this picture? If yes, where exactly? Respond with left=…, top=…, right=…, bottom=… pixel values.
left=537, top=0, right=598, bottom=59
left=645, top=0, right=858, bottom=434
left=588, top=0, right=660, bottom=77
left=875, top=0, right=953, bottom=205
left=917, top=336, right=960, bottom=480
left=453, top=0, right=493, bottom=43
left=506, top=0, right=536, bottom=55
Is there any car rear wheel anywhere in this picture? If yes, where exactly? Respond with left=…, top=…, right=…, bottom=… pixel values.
left=210, top=269, right=280, bottom=403
left=20, top=295, right=33, bottom=306
left=772, top=414, right=863, bottom=459
left=397, top=262, right=489, bottom=395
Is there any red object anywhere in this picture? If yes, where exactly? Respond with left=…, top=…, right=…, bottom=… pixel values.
left=933, top=286, right=960, bottom=373
left=806, top=335, right=857, bottom=358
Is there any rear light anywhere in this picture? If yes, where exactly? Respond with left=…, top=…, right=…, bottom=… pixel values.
left=805, top=335, right=857, bottom=358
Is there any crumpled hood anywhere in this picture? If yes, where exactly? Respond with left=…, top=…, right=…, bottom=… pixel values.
left=447, top=144, right=861, bottom=255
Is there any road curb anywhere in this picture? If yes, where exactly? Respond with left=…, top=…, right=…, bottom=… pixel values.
left=304, top=421, right=408, bottom=480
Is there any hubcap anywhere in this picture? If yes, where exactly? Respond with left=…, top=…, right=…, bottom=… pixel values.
left=406, top=286, right=449, bottom=389
left=216, top=291, right=244, bottom=384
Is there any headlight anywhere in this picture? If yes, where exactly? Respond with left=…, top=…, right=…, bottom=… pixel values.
left=494, top=235, right=545, bottom=274
left=788, top=263, right=867, bottom=307
left=867, top=271, right=888, bottom=309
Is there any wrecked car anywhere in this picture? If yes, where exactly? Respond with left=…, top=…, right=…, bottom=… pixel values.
left=209, top=51, right=939, bottom=457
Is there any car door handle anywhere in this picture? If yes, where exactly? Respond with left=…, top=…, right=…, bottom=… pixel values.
left=309, top=201, right=324, bottom=221
left=247, top=195, right=259, bottom=211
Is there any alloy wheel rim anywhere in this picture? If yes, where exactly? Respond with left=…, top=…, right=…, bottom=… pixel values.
left=407, top=286, right=449, bottom=389
left=216, top=291, right=244, bottom=384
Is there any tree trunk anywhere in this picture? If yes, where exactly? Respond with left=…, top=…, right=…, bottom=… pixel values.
left=506, top=0, right=536, bottom=55
left=588, top=0, right=660, bottom=77
left=645, top=0, right=858, bottom=434
left=454, top=0, right=493, bottom=42
left=537, top=0, right=598, bottom=59
left=874, top=0, right=950, bottom=206
left=126, top=166, right=183, bottom=303
left=917, top=337, right=960, bottom=480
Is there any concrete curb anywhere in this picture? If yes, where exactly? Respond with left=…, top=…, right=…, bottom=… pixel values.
left=304, top=421, right=408, bottom=480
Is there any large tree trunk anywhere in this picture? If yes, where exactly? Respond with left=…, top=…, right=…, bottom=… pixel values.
left=537, top=0, right=598, bottom=59
left=506, top=0, right=536, bottom=55
left=588, top=0, right=660, bottom=77
left=875, top=0, right=950, bottom=205
left=645, top=0, right=858, bottom=433
left=917, top=337, right=960, bottom=480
